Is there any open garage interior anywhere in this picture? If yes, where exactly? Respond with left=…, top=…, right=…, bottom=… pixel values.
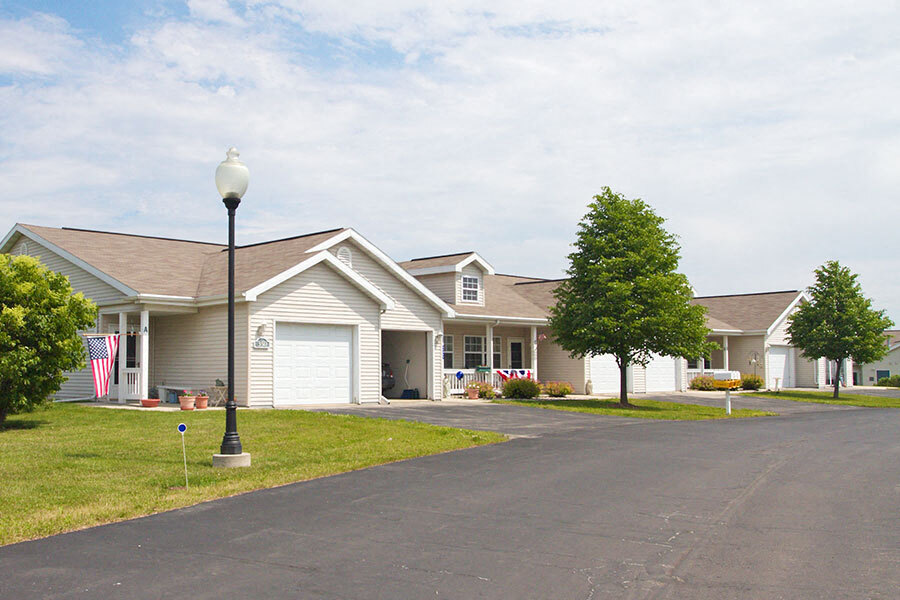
left=382, top=330, right=429, bottom=399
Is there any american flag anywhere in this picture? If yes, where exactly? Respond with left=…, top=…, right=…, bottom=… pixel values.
left=87, top=335, right=120, bottom=398
left=496, top=369, right=533, bottom=382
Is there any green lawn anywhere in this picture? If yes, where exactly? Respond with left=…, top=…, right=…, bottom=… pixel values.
left=0, top=403, right=504, bottom=546
left=748, top=390, right=900, bottom=408
left=494, top=397, right=775, bottom=419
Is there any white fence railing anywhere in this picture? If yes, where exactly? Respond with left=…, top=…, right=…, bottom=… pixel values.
left=442, top=369, right=537, bottom=396
left=123, top=367, right=142, bottom=400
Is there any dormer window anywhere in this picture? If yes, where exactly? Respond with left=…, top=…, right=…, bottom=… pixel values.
left=462, top=275, right=479, bottom=302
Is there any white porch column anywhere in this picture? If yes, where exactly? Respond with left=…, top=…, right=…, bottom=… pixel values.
left=530, top=326, right=538, bottom=378
left=723, top=335, right=729, bottom=370
left=140, top=310, right=150, bottom=400
left=486, top=323, right=493, bottom=368
left=117, top=311, right=127, bottom=404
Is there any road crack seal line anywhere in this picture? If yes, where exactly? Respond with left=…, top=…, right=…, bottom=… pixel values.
left=640, top=456, right=790, bottom=600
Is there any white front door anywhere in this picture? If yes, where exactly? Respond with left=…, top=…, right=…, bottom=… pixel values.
left=274, top=323, right=353, bottom=405
left=768, top=346, right=793, bottom=389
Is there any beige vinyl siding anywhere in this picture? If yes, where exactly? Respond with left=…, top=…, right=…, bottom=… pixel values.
left=414, top=273, right=456, bottom=304
left=249, top=263, right=381, bottom=406
left=330, top=240, right=444, bottom=399
left=443, top=323, right=533, bottom=371
left=859, top=349, right=899, bottom=385
left=458, top=264, right=485, bottom=306
left=9, top=235, right=128, bottom=399
left=724, top=335, right=766, bottom=379
left=330, top=241, right=442, bottom=331
left=152, top=304, right=249, bottom=405
left=767, top=312, right=793, bottom=346
left=795, top=355, right=824, bottom=388
left=536, top=328, right=588, bottom=393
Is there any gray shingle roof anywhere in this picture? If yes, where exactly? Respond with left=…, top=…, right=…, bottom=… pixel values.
left=18, top=224, right=347, bottom=298
left=691, top=291, right=801, bottom=332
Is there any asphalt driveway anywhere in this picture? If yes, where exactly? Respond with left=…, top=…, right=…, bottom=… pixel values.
left=2, top=399, right=899, bottom=599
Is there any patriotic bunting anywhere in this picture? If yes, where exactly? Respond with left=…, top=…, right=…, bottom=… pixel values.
left=496, top=369, right=533, bottom=381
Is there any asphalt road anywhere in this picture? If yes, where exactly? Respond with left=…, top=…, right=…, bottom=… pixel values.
left=2, top=399, right=899, bottom=599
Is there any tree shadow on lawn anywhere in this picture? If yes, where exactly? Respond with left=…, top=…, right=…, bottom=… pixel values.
left=512, top=398, right=666, bottom=412
left=0, top=418, right=47, bottom=431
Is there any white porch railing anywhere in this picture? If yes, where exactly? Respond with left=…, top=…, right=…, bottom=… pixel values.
left=687, top=369, right=746, bottom=382
left=443, top=369, right=537, bottom=395
left=122, top=367, right=142, bottom=400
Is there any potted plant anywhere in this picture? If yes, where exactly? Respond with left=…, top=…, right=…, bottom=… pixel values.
left=142, top=386, right=161, bottom=408
left=465, top=381, right=481, bottom=399
left=178, top=390, right=195, bottom=411
left=195, top=390, right=209, bottom=410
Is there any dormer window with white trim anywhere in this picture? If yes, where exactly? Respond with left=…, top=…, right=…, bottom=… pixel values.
left=461, top=275, right=479, bottom=302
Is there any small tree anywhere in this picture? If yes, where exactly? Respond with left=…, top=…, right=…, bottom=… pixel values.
left=0, top=254, right=97, bottom=425
left=550, top=188, right=715, bottom=406
left=787, top=260, right=893, bottom=399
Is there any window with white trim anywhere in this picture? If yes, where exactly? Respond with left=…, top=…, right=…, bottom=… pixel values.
left=443, top=335, right=454, bottom=369
left=461, top=275, right=479, bottom=302
left=464, top=335, right=485, bottom=368
left=492, top=336, right=501, bottom=368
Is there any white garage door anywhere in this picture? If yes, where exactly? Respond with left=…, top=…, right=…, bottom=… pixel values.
left=768, top=346, right=793, bottom=389
left=274, top=323, right=353, bottom=405
left=589, top=354, right=620, bottom=393
left=645, top=354, right=676, bottom=392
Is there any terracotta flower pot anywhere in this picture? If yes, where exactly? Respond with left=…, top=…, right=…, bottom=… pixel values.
left=195, top=396, right=208, bottom=409
left=466, top=388, right=479, bottom=399
left=179, top=396, right=195, bottom=410
left=140, top=399, right=160, bottom=408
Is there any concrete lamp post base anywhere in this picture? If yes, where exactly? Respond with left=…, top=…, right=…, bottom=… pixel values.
left=212, top=452, right=252, bottom=468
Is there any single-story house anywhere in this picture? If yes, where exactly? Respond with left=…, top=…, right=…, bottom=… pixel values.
left=853, top=330, right=900, bottom=385
left=688, top=291, right=848, bottom=390
left=1, top=223, right=831, bottom=405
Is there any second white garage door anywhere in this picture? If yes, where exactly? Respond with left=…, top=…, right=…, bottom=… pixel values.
left=274, top=323, right=353, bottom=405
left=768, top=346, right=793, bottom=389
left=645, top=354, right=677, bottom=393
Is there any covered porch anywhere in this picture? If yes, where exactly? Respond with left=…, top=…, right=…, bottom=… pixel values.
left=96, top=301, right=210, bottom=403
left=685, top=333, right=763, bottom=383
left=441, top=320, right=541, bottom=395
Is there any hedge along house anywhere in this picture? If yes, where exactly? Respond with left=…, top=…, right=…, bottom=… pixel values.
left=0, top=224, right=452, bottom=406
left=688, top=290, right=847, bottom=390
left=399, top=252, right=688, bottom=395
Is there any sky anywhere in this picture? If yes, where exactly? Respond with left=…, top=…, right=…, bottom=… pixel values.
left=1, top=0, right=898, bottom=322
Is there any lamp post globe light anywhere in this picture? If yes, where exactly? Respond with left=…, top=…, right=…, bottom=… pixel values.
left=212, top=147, right=251, bottom=468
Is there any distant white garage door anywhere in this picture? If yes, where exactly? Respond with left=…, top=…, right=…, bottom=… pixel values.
left=274, top=323, right=353, bottom=405
left=768, top=346, right=793, bottom=389
left=645, top=354, right=677, bottom=392
left=589, top=354, right=620, bottom=393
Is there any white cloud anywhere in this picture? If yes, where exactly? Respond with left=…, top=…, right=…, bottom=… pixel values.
left=1, top=1, right=898, bottom=322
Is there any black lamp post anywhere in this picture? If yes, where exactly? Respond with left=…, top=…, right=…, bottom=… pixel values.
left=215, top=147, right=249, bottom=461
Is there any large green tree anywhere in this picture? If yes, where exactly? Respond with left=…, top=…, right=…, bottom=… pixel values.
left=0, top=254, right=97, bottom=425
left=787, top=260, right=893, bottom=399
left=550, top=187, right=714, bottom=406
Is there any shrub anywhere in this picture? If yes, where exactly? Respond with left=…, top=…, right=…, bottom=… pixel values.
left=740, top=374, right=764, bottom=390
left=689, top=375, right=716, bottom=391
left=0, top=254, right=97, bottom=425
left=467, top=380, right=496, bottom=399
left=876, top=374, right=900, bottom=387
left=543, top=381, right=574, bottom=397
left=502, top=378, right=541, bottom=399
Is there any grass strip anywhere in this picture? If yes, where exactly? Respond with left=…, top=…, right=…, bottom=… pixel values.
left=0, top=403, right=504, bottom=546
left=747, top=390, right=900, bottom=408
left=494, top=397, right=775, bottom=420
